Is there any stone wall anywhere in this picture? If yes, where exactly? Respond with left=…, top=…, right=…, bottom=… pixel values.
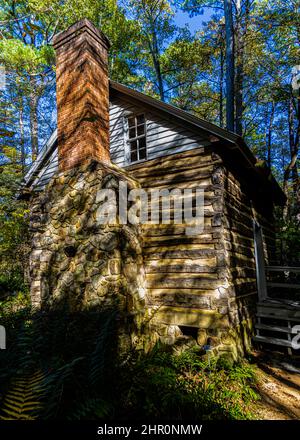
left=29, top=159, right=147, bottom=349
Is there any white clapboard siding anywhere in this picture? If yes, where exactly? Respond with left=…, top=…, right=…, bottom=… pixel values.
left=109, top=97, right=210, bottom=167
left=31, top=96, right=211, bottom=190
left=32, top=148, right=59, bottom=191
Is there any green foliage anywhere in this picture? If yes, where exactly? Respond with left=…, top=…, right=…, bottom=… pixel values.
left=0, top=299, right=118, bottom=420
left=0, top=39, right=53, bottom=73
left=0, top=147, right=29, bottom=297
left=0, top=292, right=30, bottom=320
left=70, top=398, right=112, bottom=421
left=276, top=204, right=300, bottom=265
left=0, top=147, right=29, bottom=298
left=0, top=296, right=259, bottom=420
left=117, top=348, right=259, bottom=420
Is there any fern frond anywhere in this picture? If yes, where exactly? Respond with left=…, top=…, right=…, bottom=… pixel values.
left=42, top=357, right=84, bottom=419
left=0, top=370, right=46, bottom=420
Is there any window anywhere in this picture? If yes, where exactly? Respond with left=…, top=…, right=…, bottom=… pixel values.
left=127, top=114, right=147, bottom=162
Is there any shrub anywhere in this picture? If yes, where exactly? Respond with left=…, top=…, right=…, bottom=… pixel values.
left=0, top=297, right=259, bottom=420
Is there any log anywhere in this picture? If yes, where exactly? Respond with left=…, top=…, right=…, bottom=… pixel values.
left=143, top=236, right=215, bottom=248
left=151, top=306, right=229, bottom=328
left=146, top=275, right=221, bottom=290
left=127, top=145, right=212, bottom=171
left=145, top=263, right=218, bottom=274
left=143, top=249, right=217, bottom=260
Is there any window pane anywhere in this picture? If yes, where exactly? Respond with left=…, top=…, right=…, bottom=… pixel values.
left=130, top=140, right=137, bottom=151
left=128, top=117, right=135, bottom=128
left=139, top=137, right=146, bottom=150
left=127, top=114, right=147, bottom=163
left=139, top=148, right=146, bottom=160
left=137, top=124, right=145, bottom=136
left=137, top=114, right=145, bottom=125
left=131, top=150, right=138, bottom=162
left=129, top=127, right=136, bottom=139
left=130, top=139, right=138, bottom=162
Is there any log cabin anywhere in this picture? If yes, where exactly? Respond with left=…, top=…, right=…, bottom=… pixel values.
left=22, top=19, right=286, bottom=358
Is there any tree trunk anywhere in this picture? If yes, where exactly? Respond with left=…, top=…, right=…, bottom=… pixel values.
left=288, top=94, right=299, bottom=195
left=224, top=0, right=235, bottom=132
left=29, top=77, right=39, bottom=161
left=293, top=88, right=300, bottom=195
left=149, top=23, right=165, bottom=102
left=219, top=40, right=224, bottom=128
left=235, top=0, right=251, bottom=136
left=235, top=0, right=243, bottom=136
left=266, top=101, right=275, bottom=169
left=283, top=95, right=298, bottom=219
left=153, top=53, right=165, bottom=102
left=19, top=98, right=25, bottom=173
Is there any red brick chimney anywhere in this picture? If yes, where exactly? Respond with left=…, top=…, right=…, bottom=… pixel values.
left=53, top=19, right=111, bottom=171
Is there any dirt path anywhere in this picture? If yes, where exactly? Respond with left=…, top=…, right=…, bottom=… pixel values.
left=251, top=351, right=300, bottom=419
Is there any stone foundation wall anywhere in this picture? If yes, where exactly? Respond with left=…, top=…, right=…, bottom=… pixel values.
left=29, top=159, right=147, bottom=348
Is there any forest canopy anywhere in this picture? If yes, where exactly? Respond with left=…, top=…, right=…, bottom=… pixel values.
left=0, top=0, right=299, bottom=292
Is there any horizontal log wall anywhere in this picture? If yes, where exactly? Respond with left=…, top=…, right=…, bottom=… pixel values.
left=126, top=145, right=230, bottom=329
left=221, top=161, right=276, bottom=330
left=127, top=143, right=278, bottom=352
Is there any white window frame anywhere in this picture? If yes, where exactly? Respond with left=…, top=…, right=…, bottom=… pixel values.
left=124, top=113, right=147, bottom=164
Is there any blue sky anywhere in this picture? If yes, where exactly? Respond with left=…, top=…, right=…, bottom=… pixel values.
left=174, top=9, right=213, bottom=33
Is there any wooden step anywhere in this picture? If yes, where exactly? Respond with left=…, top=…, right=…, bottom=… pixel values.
left=267, top=282, right=300, bottom=289
left=255, top=323, right=292, bottom=333
left=253, top=335, right=292, bottom=348
left=256, top=305, right=300, bottom=321
left=257, top=301, right=300, bottom=310
left=256, top=312, right=300, bottom=323
left=266, top=266, right=300, bottom=273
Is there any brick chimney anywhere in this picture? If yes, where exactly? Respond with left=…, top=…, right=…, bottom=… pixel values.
left=53, top=19, right=111, bottom=171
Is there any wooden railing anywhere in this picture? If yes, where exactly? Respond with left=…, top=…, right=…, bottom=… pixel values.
left=253, top=222, right=300, bottom=302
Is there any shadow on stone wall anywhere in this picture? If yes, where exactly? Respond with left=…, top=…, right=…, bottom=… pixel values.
left=29, top=159, right=148, bottom=348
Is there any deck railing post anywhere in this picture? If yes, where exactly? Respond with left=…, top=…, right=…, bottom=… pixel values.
left=253, top=221, right=268, bottom=301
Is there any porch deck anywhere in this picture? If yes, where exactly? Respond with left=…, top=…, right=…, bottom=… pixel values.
left=253, top=299, right=300, bottom=351
left=253, top=223, right=300, bottom=353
